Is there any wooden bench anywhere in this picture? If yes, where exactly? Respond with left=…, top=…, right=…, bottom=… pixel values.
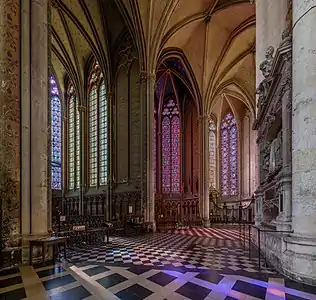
left=29, top=236, right=67, bottom=265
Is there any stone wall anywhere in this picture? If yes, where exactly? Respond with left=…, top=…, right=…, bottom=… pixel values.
left=113, top=34, right=142, bottom=218
left=115, top=35, right=141, bottom=186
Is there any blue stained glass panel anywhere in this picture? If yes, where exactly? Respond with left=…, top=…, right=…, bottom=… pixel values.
left=221, top=112, right=238, bottom=196
left=50, top=76, right=62, bottom=190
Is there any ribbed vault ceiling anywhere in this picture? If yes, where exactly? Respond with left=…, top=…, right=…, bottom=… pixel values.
left=51, top=0, right=255, bottom=116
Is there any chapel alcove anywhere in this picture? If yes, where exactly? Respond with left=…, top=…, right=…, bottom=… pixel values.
left=153, top=56, right=201, bottom=230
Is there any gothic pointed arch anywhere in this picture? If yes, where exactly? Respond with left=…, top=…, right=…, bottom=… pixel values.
left=66, top=80, right=80, bottom=190
left=87, top=58, right=108, bottom=187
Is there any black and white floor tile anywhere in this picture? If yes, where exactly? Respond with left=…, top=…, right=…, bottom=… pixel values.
left=67, top=263, right=316, bottom=300
left=1, top=229, right=316, bottom=299
left=68, top=233, right=273, bottom=275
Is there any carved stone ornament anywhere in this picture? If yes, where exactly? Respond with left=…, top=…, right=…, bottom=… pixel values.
left=51, top=0, right=59, bottom=8
left=263, top=198, right=279, bottom=213
left=280, top=28, right=292, bottom=47
left=259, top=46, right=275, bottom=78
left=264, top=113, right=276, bottom=130
left=256, top=80, right=270, bottom=109
left=269, top=131, right=282, bottom=173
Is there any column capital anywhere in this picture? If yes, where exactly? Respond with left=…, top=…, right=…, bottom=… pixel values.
left=139, top=70, right=156, bottom=84
left=198, top=114, right=210, bottom=121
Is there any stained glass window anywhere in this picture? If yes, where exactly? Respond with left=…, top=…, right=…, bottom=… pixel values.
left=50, top=76, right=62, bottom=190
left=68, top=92, right=75, bottom=190
left=209, top=120, right=216, bottom=188
left=99, top=80, right=108, bottom=185
left=88, top=60, right=108, bottom=187
left=221, top=112, right=238, bottom=196
left=89, top=86, right=98, bottom=186
left=75, top=100, right=80, bottom=189
left=161, top=99, right=180, bottom=193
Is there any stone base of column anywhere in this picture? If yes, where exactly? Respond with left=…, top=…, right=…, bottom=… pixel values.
left=281, top=235, right=316, bottom=286
left=1, top=235, right=22, bottom=269
left=272, top=216, right=292, bottom=232
left=203, top=219, right=210, bottom=228
left=22, top=233, right=51, bottom=265
left=254, top=216, right=262, bottom=226
left=146, top=221, right=156, bottom=233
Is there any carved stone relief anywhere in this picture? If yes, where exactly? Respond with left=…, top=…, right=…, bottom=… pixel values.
left=254, top=31, right=292, bottom=226
left=259, top=46, right=274, bottom=78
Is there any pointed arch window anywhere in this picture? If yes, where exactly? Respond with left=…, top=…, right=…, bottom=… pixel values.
left=161, top=99, right=180, bottom=193
left=88, top=60, right=108, bottom=187
left=67, top=83, right=80, bottom=190
left=221, top=112, right=238, bottom=196
left=50, top=76, right=62, bottom=190
left=209, top=120, right=216, bottom=188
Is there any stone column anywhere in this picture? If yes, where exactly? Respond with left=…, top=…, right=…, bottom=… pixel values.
left=21, top=0, right=31, bottom=237
left=143, top=72, right=156, bottom=231
left=30, top=0, right=49, bottom=235
left=292, top=0, right=316, bottom=238
left=0, top=0, right=21, bottom=267
left=284, top=0, right=316, bottom=284
left=201, top=116, right=210, bottom=227
left=107, top=92, right=113, bottom=221
left=78, top=105, right=86, bottom=214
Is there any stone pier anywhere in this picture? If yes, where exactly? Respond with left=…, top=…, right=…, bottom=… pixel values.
left=30, top=0, right=49, bottom=235
left=0, top=0, right=21, bottom=268
left=282, top=0, right=316, bottom=285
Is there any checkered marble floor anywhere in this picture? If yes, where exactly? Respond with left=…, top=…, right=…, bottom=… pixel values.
left=1, top=230, right=316, bottom=300
left=69, top=232, right=273, bottom=275
left=168, top=227, right=244, bottom=240
left=68, top=263, right=316, bottom=300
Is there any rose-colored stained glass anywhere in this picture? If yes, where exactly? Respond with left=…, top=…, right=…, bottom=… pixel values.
left=209, top=120, right=216, bottom=188
left=171, top=116, right=180, bottom=192
left=162, top=116, right=171, bottom=192
left=161, top=99, right=180, bottom=193
left=50, top=76, right=62, bottom=190
left=221, top=112, right=238, bottom=196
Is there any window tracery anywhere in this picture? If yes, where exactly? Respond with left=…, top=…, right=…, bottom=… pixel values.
left=88, top=60, right=108, bottom=187
left=221, top=112, right=238, bottom=196
left=50, top=76, right=62, bottom=190
left=161, top=99, right=180, bottom=193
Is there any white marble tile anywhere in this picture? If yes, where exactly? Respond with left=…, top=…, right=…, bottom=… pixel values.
left=47, top=281, right=81, bottom=297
